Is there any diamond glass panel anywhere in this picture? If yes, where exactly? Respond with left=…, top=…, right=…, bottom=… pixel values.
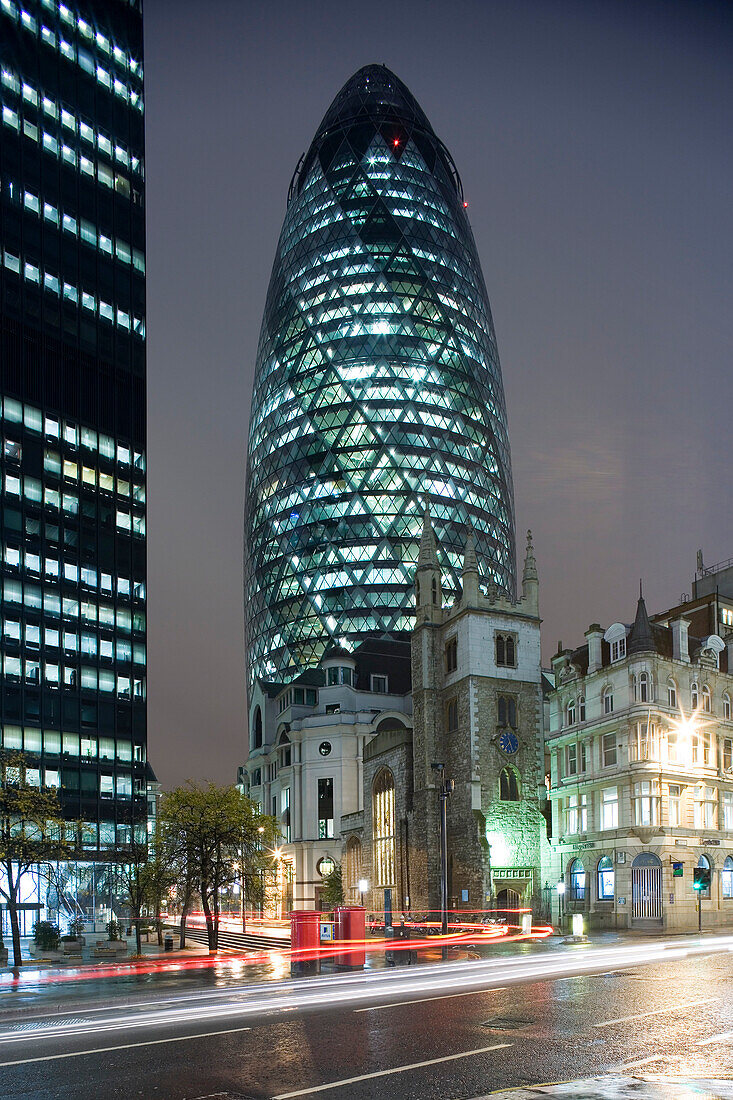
left=245, top=66, right=515, bottom=687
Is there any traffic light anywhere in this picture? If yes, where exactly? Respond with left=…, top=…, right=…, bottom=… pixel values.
left=693, top=867, right=711, bottom=891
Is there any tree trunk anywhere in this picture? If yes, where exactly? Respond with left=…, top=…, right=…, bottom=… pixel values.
left=134, top=912, right=142, bottom=955
left=201, top=889, right=216, bottom=953
left=179, top=907, right=187, bottom=949
left=8, top=892, right=22, bottom=969
left=156, top=914, right=163, bottom=947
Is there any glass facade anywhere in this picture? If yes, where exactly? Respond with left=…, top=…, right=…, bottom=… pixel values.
left=245, top=65, right=515, bottom=686
left=0, top=0, right=147, bottom=854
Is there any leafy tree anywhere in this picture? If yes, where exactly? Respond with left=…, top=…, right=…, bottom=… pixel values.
left=139, top=823, right=176, bottom=946
left=320, top=862, right=344, bottom=911
left=113, top=840, right=149, bottom=955
left=161, top=783, right=278, bottom=952
left=0, top=751, right=75, bottom=967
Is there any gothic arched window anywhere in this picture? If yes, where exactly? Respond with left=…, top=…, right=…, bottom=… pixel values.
left=499, top=767, right=520, bottom=801
left=373, top=769, right=396, bottom=887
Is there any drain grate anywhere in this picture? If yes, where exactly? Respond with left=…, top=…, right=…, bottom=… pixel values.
left=481, top=1016, right=534, bottom=1030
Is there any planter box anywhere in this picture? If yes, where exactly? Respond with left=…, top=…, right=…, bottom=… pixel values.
left=29, top=942, right=61, bottom=957
left=93, top=940, right=128, bottom=957
left=61, top=940, right=84, bottom=955
left=28, top=946, right=64, bottom=961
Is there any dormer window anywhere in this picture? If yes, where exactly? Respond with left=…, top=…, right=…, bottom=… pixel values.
left=371, top=674, right=388, bottom=693
left=566, top=699, right=576, bottom=727
left=604, top=623, right=627, bottom=663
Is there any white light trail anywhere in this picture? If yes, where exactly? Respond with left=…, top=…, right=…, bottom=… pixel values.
left=0, top=934, right=731, bottom=1048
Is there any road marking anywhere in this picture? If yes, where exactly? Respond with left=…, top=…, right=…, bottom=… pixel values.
left=0, top=1025, right=251, bottom=1067
left=696, top=1031, right=733, bottom=1047
left=271, top=1043, right=512, bottom=1098
left=618, top=1055, right=666, bottom=1070
left=354, top=987, right=500, bottom=1012
left=594, top=998, right=715, bottom=1027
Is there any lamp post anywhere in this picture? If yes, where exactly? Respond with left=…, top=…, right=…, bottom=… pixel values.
left=431, top=763, right=455, bottom=935
left=358, top=878, right=368, bottom=910
left=556, top=880, right=566, bottom=929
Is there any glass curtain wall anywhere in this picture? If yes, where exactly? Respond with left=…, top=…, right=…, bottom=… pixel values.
left=0, top=0, right=147, bottom=892
left=245, top=65, right=515, bottom=686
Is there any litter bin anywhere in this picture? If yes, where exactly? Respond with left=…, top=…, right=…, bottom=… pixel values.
left=164, top=933, right=174, bottom=952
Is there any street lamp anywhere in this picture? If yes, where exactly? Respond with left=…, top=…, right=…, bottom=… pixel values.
left=556, top=880, right=566, bottom=928
left=431, top=762, right=455, bottom=935
left=358, top=878, right=368, bottom=909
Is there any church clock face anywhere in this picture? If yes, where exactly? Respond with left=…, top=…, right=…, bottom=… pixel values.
left=498, top=730, right=519, bottom=756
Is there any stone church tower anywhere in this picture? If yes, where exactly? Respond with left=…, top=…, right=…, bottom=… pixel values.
left=410, top=512, right=546, bottom=912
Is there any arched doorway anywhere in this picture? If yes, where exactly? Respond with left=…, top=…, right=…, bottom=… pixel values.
left=632, top=852, right=662, bottom=923
left=495, top=887, right=521, bottom=922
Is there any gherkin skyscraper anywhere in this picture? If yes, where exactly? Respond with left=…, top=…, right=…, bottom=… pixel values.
left=245, top=65, right=515, bottom=687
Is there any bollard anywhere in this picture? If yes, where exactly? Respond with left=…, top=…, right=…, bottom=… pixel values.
left=164, top=932, right=174, bottom=952
left=334, top=905, right=366, bottom=969
left=521, top=913, right=532, bottom=935
left=290, top=910, right=321, bottom=977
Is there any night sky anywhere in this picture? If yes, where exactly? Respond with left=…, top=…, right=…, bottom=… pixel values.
left=142, top=0, right=732, bottom=790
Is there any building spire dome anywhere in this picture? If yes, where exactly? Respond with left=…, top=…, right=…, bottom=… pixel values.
left=628, top=583, right=655, bottom=655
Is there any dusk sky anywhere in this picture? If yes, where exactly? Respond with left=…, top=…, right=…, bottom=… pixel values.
left=143, top=0, right=732, bottom=790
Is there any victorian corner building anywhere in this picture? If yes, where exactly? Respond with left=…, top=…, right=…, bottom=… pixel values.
left=547, top=559, right=733, bottom=932
left=0, top=0, right=149, bottom=933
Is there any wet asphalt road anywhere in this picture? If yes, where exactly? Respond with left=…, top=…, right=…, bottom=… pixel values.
left=2, top=937, right=733, bottom=1099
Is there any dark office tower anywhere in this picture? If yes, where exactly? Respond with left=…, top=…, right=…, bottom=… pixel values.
left=245, top=65, right=515, bottom=688
left=0, top=0, right=146, bottom=900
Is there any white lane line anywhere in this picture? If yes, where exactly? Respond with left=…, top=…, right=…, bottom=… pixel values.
left=696, top=1031, right=733, bottom=1047
left=271, top=1043, right=512, bottom=1099
left=618, top=1055, right=666, bottom=1070
left=0, top=1025, right=251, bottom=1067
left=594, top=998, right=716, bottom=1027
left=354, top=987, right=501, bottom=1012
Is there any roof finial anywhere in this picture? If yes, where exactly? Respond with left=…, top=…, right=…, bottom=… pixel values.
left=417, top=501, right=439, bottom=571
left=522, top=529, right=538, bottom=584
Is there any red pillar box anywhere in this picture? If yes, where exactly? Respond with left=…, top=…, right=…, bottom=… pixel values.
left=290, top=910, right=321, bottom=958
left=334, top=905, right=366, bottom=969
left=290, top=910, right=321, bottom=976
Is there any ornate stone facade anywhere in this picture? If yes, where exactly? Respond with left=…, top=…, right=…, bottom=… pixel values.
left=345, top=514, right=548, bottom=916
